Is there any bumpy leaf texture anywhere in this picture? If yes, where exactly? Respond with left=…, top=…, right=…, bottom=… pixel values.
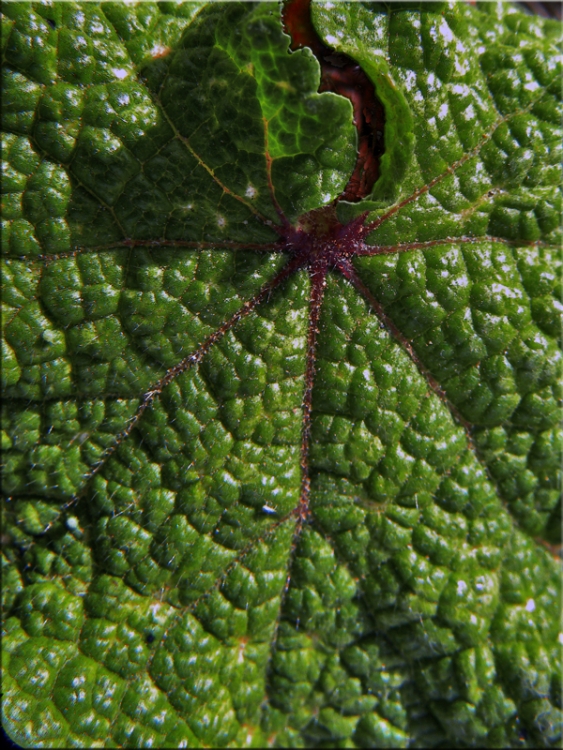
left=1, top=1, right=561, bottom=748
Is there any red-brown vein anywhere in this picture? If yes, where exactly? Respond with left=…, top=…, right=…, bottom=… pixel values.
left=265, top=262, right=329, bottom=681
left=155, top=93, right=281, bottom=232
left=263, top=116, right=290, bottom=228
left=41, top=256, right=303, bottom=531
left=37, top=238, right=285, bottom=264
left=336, top=257, right=473, bottom=438
left=355, top=234, right=548, bottom=256
left=295, top=259, right=328, bottom=525
left=361, top=109, right=521, bottom=237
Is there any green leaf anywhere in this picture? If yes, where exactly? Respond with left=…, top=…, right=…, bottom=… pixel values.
left=2, top=2, right=561, bottom=748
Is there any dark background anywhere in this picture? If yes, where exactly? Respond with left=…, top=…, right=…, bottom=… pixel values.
left=518, top=1, right=561, bottom=19
left=2, top=725, right=20, bottom=750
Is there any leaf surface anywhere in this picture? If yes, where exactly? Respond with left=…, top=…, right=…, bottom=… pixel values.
left=1, top=2, right=561, bottom=748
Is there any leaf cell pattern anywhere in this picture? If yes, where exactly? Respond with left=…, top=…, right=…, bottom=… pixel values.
left=1, top=2, right=561, bottom=748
